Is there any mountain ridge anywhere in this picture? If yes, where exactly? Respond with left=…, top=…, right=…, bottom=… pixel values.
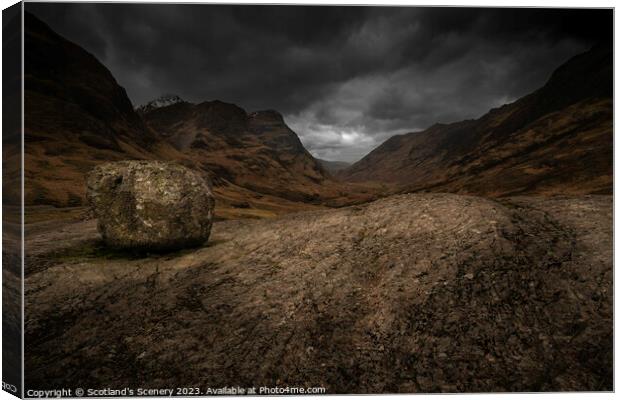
left=139, top=97, right=379, bottom=208
left=23, top=11, right=189, bottom=208
left=339, top=43, right=612, bottom=196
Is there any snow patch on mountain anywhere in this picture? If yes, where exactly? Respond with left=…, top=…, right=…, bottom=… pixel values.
left=137, top=94, right=185, bottom=113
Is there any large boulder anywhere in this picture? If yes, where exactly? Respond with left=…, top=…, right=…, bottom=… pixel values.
left=86, top=161, right=215, bottom=251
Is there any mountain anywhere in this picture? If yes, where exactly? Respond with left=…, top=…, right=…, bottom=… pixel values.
left=23, top=12, right=377, bottom=216
left=317, top=158, right=351, bottom=174
left=23, top=12, right=187, bottom=208
left=139, top=99, right=377, bottom=213
left=339, top=43, right=613, bottom=196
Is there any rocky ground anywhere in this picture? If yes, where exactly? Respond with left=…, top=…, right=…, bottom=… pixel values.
left=24, top=193, right=612, bottom=393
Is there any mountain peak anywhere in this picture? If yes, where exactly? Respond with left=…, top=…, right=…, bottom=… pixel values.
left=137, top=94, right=185, bottom=114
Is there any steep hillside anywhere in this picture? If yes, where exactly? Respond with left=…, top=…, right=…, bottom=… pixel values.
left=340, top=44, right=612, bottom=196
left=24, top=12, right=186, bottom=207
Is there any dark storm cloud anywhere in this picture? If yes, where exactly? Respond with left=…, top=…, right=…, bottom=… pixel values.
left=26, top=4, right=612, bottom=162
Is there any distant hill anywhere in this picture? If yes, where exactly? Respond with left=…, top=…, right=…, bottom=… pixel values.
left=317, top=159, right=351, bottom=174
left=339, top=43, right=612, bottom=196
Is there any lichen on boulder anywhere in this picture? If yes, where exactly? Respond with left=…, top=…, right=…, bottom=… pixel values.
left=86, top=160, right=214, bottom=251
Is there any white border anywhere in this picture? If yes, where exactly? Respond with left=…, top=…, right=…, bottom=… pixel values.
left=0, top=1, right=616, bottom=400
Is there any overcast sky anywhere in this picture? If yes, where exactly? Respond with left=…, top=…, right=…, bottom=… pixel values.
left=28, top=4, right=612, bottom=162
